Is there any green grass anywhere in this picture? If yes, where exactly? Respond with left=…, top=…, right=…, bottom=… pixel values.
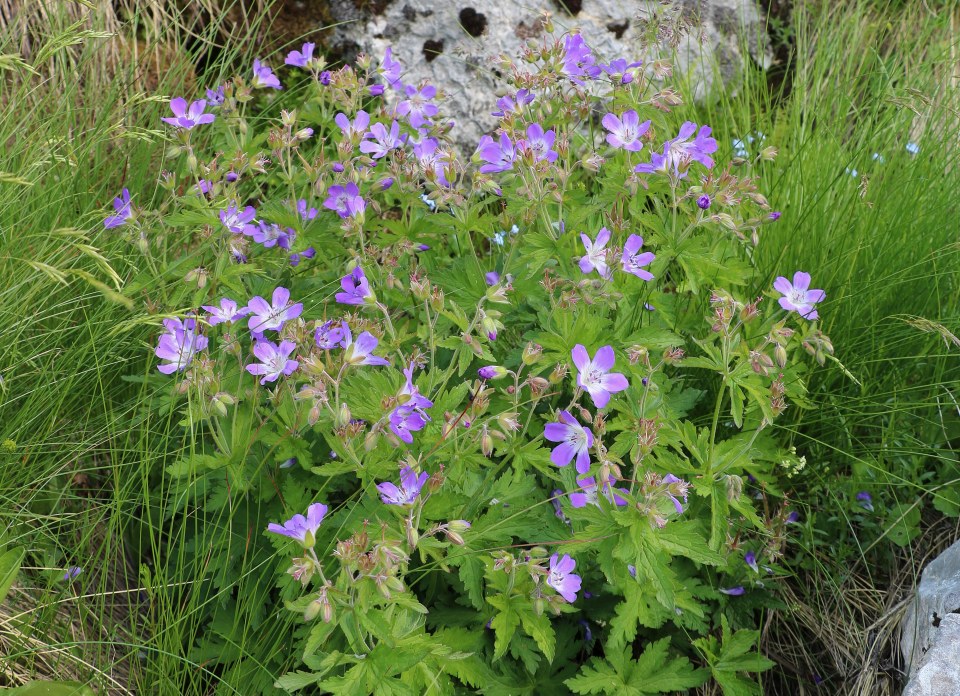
left=1, top=0, right=958, bottom=694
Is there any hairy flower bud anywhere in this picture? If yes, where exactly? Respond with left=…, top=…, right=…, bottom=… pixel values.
left=522, top=342, right=543, bottom=365
left=549, top=363, right=568, bottom=384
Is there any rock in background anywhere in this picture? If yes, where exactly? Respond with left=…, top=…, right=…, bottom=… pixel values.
left=323, top=0, right=771, bottom=149
left=900, top=538, right=960, bottom=683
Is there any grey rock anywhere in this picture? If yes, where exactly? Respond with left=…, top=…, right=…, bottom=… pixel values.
left=327, top=0, right=770, bottom=150
left=901, top=538, right=960, bottom=678
left=903, top=613, right=960, bottom=696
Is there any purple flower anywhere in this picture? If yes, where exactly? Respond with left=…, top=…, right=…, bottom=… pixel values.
left=517, top=123, right=558, bottom=163
left=202, top=297, right=249, bottom=326
left=477, top=132, right=515, bottom=174
left=193, top=179, right=212, bottom=196
left=391, top=409, right=427, bottom=441
left=220, top=204, right=257, bottom=235
left=161, top=98, right=215, bottom=129
left=546, top=553, right=582, bottom=603
left=560, top=34, right=600, bottom=85
left=697, top=195, right=712, bottom=210
left=621, top=234, right=655, bottom=281
left=297, top=199, right=319, bottom=222
left=635, top=122, right=718, bottom=178
left=104, top=188, right=132, bottom=229
left=720, top=586, right=745, bottom=596
left=768, top=211, right=781, bottom=221
left=492, top=89, right=535, bottom=117
left=774, top=271, right=826, bottom=320
left=249, top=221, right=294, bottom=249
left=340, top=323, right=389, bottom=366
left=856, top=491, right=874, bottom=512
left=360, top=121, right=404, bottom=159
left=601, top=110, right=650, bottom=151
left=744, top=551, right=759, bottom=573
left=396, top=84, right=438, bottom=128
left=569, top=476, right=628, bottom=508
left=786, top=511, right=801, bottom=524
left=579, top=227, right=612, bottom=279
left=412, top=138, right=452, bottom=186
left=155, top=318, right=208, bottom=374
left=323, top=182, right=366, bottom=220
left=315, top=320, right=345, bottom=349
left=62, top=566, right=82, bottom=582
left=662, top=473, right=689, bottom=514
left=600, top=58, right=642, bottom=84
left=246, top=340, right=299, bottom=384
left=478, top=365, right=507, bottom=380
left=246, top=286, right=303, bottom=336
left=335, top=267, right=376, bottom=305
left=319, top=71, right=331, bottom=85
left=285, top=42, right=316, bottom=68
left=485, top=271, right=500, bottom=286
left=205, top=85, right=225, bottom=106
left=378, top=47, right=403, bottom=90
left=544, top=410, right=594, bottom=474
left=572, top=344, right=629, bottom=408
left=377, top=466, right=429, bottom=505
left=334, top=110, right=371, bottom=142
left=252, top=59, right=281, bottom=89
left=267, top=502, right=328, bottom=546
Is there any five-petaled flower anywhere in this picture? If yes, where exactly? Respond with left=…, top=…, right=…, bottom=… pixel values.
left=340, top=323, right=389, bottom=366
left=389, top=362, right=433, bottom=442
left=246, top=286, right=303, bottom=337
left=396, top=84, right=438, bottom=128
left=544, top=410, right=594, bottom=474
left=155, top=317, right=208, bottom=374
left=572, top=344, right=629, bottom=408
left=220, top=204, right=257, bottom=235
left=360, top=121, right=404, bottom=159
left=267, top=502, right=328, bottom=547
left=579, top=227, right=612, bottom=279
left=252, top=59, right=282, bottom=89
left=635, top=121, right=718, bottom=178
left=517, top=123, right=558, bottom=164
left=377, top=466, right=429, bottom=505
left=560, top=34, right=600, bottom=85
left=202, top=297, right=249, bottom=326
left=774, top=271, right=825, bottom=320
left=621, top=234, right=656, bottom=280
left=104, top=188, right=132, bottom=229
left=477, top=132, right=516, bottom=174
left=335, top=267, right=376, bottom=305
left=377, top=47, right=403, bottom=90
left=161, top=98, right=215, bottom=130
left=285, top=42, right=317, bottom=68
left=546, top=553, right=582, bottom=603
left=602, top=110, right=651, bottom=151
left=323, top=182, right=366, bottom=219
left=315, top=320, right=345, bottom=349
left=334, top=110, right=371, bottom=143
left=246, top=340, right=299, bottom=384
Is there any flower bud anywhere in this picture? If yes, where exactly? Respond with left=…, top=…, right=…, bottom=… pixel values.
left=364, top=429, right=379, bottom=451
left=303, top=598, right=323, bottom=622
left=478, top=365, right=507, bottom=380
left=497, top=413, right=520, bottom=432
left=336, top=403, right=352, bottom=427
left=527, top=376, right=549, bottom=395
left=549, top=363, right=568, bottom=384
left=480, top=427, right=494, bottom=457
left=774, top=344, right=788, bottom=368
left=726, top=474, right=744, bottom=502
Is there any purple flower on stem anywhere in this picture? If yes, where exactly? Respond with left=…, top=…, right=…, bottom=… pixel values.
left=768, top=211, right=781, bottom=221
left=478, top=365, right=507, bottom=380
left=635, top=122, right=718, bottom=178
left=377, top=466, right=429, bottom=505
left=492, top=89, right=535, bottom=117
left=220, top=204, right=257, bottom=235
left=720, top=586, right=745, bottom=596
left=546, top=553, right=582, bottom=603
left=572, top=344, right=629, bottom=408
left=774, top=271, right=825, bottom=320
left=600, top=58, right=642, bottom=84
left=104, top=188, right=132, bottom=229
left=62, top=566, right=82, bottom=582
left=249, top=221, right=292, bottom=249
left=315, top=320, right=345, bottom=349
left=621, top=234, right=655, bottom=281
left=560, top=34, right=600, bottom=85
left=246, top=340, right=299, bottom=384
left=205, top=85, right=225, bottom=106
left=285, top=42, right=316, bottom=68
left=335, top=267, right=376, bottom=305
left=267, top=502, right=328, bottom=547
left=856, top=491, right=874, bottom=512
left=323, top=182, right=366, bottom=220
left=202, top=297, right=249, bottom=326
left=161, top=98, right=215, bottom=129
left=517, top=123, right=558, bottom=163
left=579, top=227, right=612, bottom=279
left=601, top=110, right=650, bottom=151
left=744, top=551, right=759, bottom=573
left=297, top=199, right=319, bottom=222
left=155, top=318, right=208, bottom=374
left=697, top=195, right=712, bottom=210
left=334, top=110, right=371, bottom=143
left=396, top=84, right=438, bottom=128
left=378, top=47, right=403, bottom=90
left=340, top=323, right=389, bottom=366
left=246, top=286, right=303, bottom=336
left=544, top=410, right=594, bottom=474
left=390, top=363, right=433, bottom=442
left=662, top=473, right=690, bottom=514
left=252, top=59, right=282, bottom=89
left=477, top=132, right=515, bottom=173
left=786, top=511, right=801, bottom=524
left=569, top=476, right=628, bottom=508
left=413, top=138, right=452, bottom=186
left=289, top=247, right=315, bottom=267
left=360, top=121, right=404, bottom=159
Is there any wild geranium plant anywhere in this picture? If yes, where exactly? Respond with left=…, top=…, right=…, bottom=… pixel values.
left=123, top=17, right=836, bottom=694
